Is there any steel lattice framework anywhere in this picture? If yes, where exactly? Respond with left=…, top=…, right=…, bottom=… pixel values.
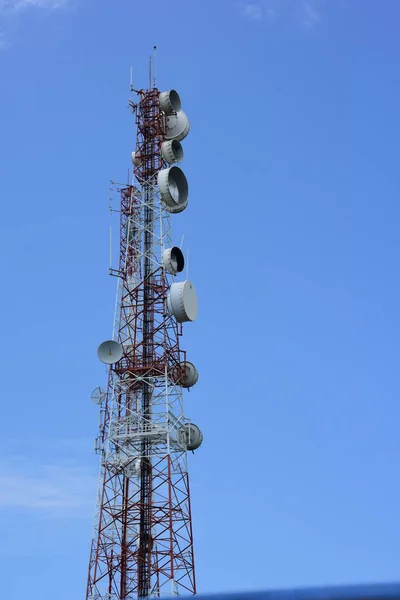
left=86, top=86, right=197, bottom=599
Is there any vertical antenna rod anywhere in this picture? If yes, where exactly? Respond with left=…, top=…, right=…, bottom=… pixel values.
left=153, top=46, right=157, bottom=88
left=148, top=55, right=152, bottom=91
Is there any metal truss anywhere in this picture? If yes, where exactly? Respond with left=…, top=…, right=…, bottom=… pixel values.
left=86, top=88, right=196, bottom=599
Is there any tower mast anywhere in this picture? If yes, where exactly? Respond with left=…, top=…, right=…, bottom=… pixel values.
left=86, top=62, right=202, bottom=599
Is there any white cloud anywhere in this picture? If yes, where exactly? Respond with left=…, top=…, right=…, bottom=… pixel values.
left=0, top=456, right=97, bottom=516
left=238, top=0, right=325, bottom=28
left=1, top=0, right=66, bottom=10
left=299, top=0, right=323, bottom=28
left=0, top=0, right=68, bottom=48
left=238, top=1, right=278, bottom=22
left=241, top=3, right=264, bottom=21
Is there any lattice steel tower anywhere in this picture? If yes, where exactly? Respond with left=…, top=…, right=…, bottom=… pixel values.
left=86, top=58, right=202, bottom=599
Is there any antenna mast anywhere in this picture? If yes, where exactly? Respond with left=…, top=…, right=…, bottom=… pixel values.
left=86, top=56, right=201, bottom=599
left=153, top=46, right=157, bottom=88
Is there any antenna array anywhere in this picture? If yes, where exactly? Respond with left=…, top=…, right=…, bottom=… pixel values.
left=86, top=68, right=202, bottom=600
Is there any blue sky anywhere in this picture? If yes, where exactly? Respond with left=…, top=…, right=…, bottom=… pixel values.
left=1, top=0, right=400, bottom=598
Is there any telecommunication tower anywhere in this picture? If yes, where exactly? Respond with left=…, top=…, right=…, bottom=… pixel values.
left=86, top=55, right=202, bottom=599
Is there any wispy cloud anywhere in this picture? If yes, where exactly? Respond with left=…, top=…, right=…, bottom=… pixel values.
left=0, top=453, right=96, bottom=516
left=238, top=0, right=278, bottom=23
left=239, top=2, right=264, bottom=21
left=238, top=0, right=325, bottom=28
left=0, top=0, right=69, bottom=49
left=0, top=0, right=66, bottom=11
left=299, top=0, right=323, bottom=29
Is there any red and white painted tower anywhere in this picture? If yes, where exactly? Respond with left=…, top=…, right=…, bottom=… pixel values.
left=86, top=56, right=202, bottom=599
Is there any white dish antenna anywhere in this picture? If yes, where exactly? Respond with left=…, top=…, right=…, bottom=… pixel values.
left=91, top=386, right=107, bottom=405
left=163, top=246, right=184, bottom=275
left=97, top=340, right=123, bottom=365
left=131, top=151, right=142, bottom=166
left=158, top=166, right=188, bottom=213
left=167, top=280, right=198, bottom=323
left=177, top=361, right=199, bottom=388
left=179, top=423, right=203, bottom=451
left=163, top=198, right=188, bottom=214
left=161, top=139, right=184, bottom=164
left=159, top=90, right=181, bottom=115
left=165, top=110, right=190, bottom=141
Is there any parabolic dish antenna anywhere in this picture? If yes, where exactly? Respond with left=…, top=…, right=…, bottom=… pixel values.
left=177, top=361, right=199, bottom=388
left=91, top=386, right=106, bottom=405
left=131, top=151, right=142, bottom=166
left=163, top=199, right=188, bottom=214
left=163, top=246, right=184, bottom=275
left=158, top=166, right=188, bottom=213
left=159, top=90, right=182, bottom=115
left=167, top=280, right=198, bottom=323
left=165, top=110, right=190, bottom=142
left=97, top=340, right=123, bottom=365
left=179, top=423, right=203, bottom=451
left=161, top=139, right=184, bottom=164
